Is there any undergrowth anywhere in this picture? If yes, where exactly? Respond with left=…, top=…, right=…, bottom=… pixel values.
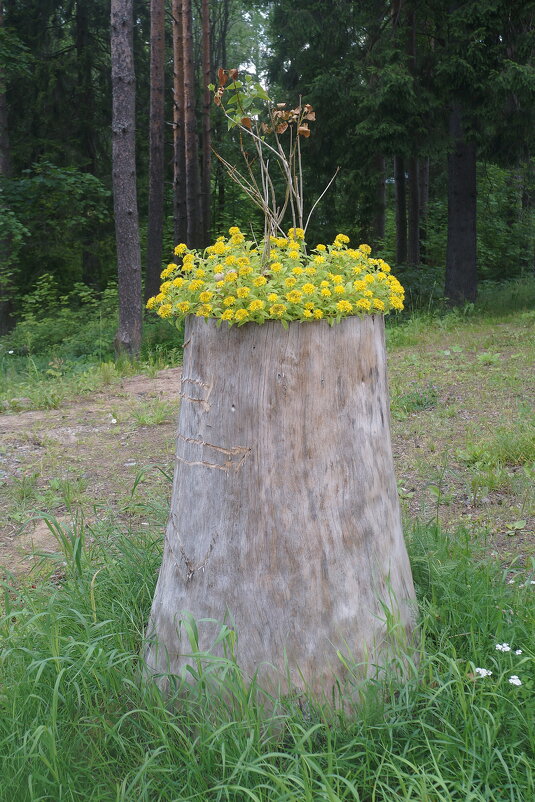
left=0, top=516, right=533, bottom=801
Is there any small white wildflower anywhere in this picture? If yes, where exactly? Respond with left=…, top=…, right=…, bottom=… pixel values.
left=111, top=418, right=117, bottom=424
left=530, top=581, right=535, bottom=585
left=475, top=667, right=492, bottom=678
left=507, top=579, right=515, bottom=585
left=515, top=650, right=522, bottom=655
left=8, top=350, right=14, bottom=354
left=495, top=643, right=511, bottom=652
left=508, top=675, right=522, bottom=686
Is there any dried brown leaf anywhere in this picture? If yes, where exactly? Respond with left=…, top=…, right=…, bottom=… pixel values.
left=241, top=116, right=252, bottom=129
left=228, top=68, right=239, bottom=81
left=275, top=122, right=289, bottom=134
left=218, top=67, right=227, bottom=87
left=297, top=124, right=310, bottom=137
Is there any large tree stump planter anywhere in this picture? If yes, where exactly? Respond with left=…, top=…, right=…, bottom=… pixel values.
left=145, top=314, right=417, bottom=699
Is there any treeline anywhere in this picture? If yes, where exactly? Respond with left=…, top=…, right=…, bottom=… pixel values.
left=1, top=0, right=534, bottom=338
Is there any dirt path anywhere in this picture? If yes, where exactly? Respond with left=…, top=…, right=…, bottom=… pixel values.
left=0, top=369, right=181, bottom=573
left=1, top=315, right=534, bottom=577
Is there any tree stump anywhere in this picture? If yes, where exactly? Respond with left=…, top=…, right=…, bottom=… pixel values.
left=145, top=315, right=417, bottom=697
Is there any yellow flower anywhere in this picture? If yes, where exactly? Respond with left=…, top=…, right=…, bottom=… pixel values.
left=364, top=274, right=375, bottom=284
left=195, top=269, right=206, bottom=278
left=313, top=309, right=323, bottom=319
left=157, top=304, right=172, bottom=318
left=316, top=244, right=326, bottom=251
left=303, top=309, right=313, bottom=318
left=160, top=281, right=172, bottom=293
left=288, top=250, right=301, bottom=259
left=228, top=226, right=241, bottom=235
left=253, top=275, right=267, bottom=286
left=364, top=289, right=373, bottom=298
left=225, top=271, right=238, bottom=282
left=155, top=293, right=165, bottom=303
left=305, top=266, right=316, bottom=275
left=320, top=280, right=330, bottom=287
left=270, top=262, right=283, bottom=272
left=213, top=241, right=227, bottom=255
left=292, top=266, right=304, bottom=275
left=373, top=298, right=385, bottom=311
left=146, top=296, right=156, bottom=309
left=183, top=253, right=194, bottom=263
left=199, top=291, right=213, bottom=303
left=223, top=296, right=236, bottom=306
left=321, top=288, right=332, bottom=297
left=172, top=277, right=184, bottom=287
left=288, top=227, right=305, bottom=240
left=160, top=263, right=178, bottom=279
left=336, top=300, right=353, bottom=313
left=267, top=293, right=279, bottom=302
left=221, top=309, right=234, bottom=321
left=239, top=265, right=253, bottom=276
left=196, top=304, right=213, bottom=317
left=225, top=255, right=237, bottom=266
left=188, top=279, right=204, bottom=291
left=286, top=290, right=303, bottom=303
left=358, top=243, right=372, bottom=255
left=356, top=298, right=372, bottom=311
left=330, top=274, right=343, bottom=284
left=285, top=277, right=297, bottom=287
left=304, top=302, right=315, bottom=310
left=354, top=280, right=366, bottom=291
left=333, top=285, right=345, bottom=294
left=234, top=309, right=249, bottom=322
left=314, top=255, right=326, bottom=264
left=174, top=243, right=187, bottom=255
left=269, top=303, right=287, bottom=317
left=178, top=301, right=191, bottom=313
left=248, top=299, right=265, bottom=312
left=237, top=257, right=250, bottom=267
left=334, top=233, right=350, bottom=244
left=302, top=283, right=316, bottom=295
left=391, top=296, right=404, bottom=310
left=230, top=233, right=245, bottom=245
left=236, top=286, right=250, bottom=298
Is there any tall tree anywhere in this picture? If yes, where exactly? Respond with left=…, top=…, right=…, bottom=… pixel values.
left=0, top=0, right=12, bottom=178
left=172, top=0, right=187, bottom=245
left=200, top=0, right=211, bottom=242
left=111, top=0, right=142, bottom=356
left=182, top=0, right=202, bottom=247
left=146, top=0, right=166, bottom=300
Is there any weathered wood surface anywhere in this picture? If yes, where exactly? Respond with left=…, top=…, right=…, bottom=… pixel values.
left=145, top=315, right=417, bottom=696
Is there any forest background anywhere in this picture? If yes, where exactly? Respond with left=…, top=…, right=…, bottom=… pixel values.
left=0, top=0, right=534, bottom=359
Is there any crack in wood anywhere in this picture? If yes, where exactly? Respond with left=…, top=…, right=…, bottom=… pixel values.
left=167, top=518, right=219, bottom=582
left=179, top=376, right=213, bottom=411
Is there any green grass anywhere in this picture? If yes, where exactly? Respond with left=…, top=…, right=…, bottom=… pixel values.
left=0, top=517, right=533, bottom=801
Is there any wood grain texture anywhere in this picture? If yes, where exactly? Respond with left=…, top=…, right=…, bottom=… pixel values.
left=145, top=315, right=417, bottom=696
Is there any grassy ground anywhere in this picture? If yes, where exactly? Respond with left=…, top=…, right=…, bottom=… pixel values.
left=0, top=279, right=534, bottom=799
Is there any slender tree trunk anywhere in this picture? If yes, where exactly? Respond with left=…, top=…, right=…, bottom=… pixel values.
left=111, top=0, right=142, bottom=357
left=445, top=104, right=477, bottom=304
left=145, top=316, right=417, bottom=698
left=418, top=157, right=429, bottom=263
left=182, top=0, right=202, bottom=247
left=201, top=0, right=211, bottom=244
left=0, top=0, right=14, bottom=334
left=394, top=155, right=407, bottom=264
left=407, top=157, right=420, bottom=265
left=172, top=0, right=187, bottom=245
left=372, top=154, right=386, bottom=245
left=146, top=0, right=166, bottom=301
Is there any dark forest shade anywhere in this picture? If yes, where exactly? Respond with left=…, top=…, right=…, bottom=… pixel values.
left=445, top=105, right=477, bottom=304
left=146, top=0, right=166, bottom=301
left=111, top=0, right=142, bottom=356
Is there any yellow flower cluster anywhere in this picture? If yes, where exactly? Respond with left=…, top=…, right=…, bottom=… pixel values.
left=146, top=228, right=405, bottom=327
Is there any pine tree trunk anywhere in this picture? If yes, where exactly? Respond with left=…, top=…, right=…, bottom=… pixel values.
left=407, top=157, right=420, bottom=265
left=111, top=0, right=142, bottom=357
left=372, top=154, right=386, bottom=244
left=445, top=104, right=477, bottom=304
left=418, top=157, right=430, bottom=263
left=394, top=156, right=407, bottom=264
left=0, top=0, right=14, bottom=335
left=145, top=316, right=417, bottom=698
left=182, top=0, right=202, bottom=248
left=146, top=0, right=166, bottom=301
left=201, top=0, right=211, bottom=244
left=172, top=0, right=187, bottom=245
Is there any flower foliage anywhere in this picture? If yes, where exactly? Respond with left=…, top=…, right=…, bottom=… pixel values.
left=146, top=228, right=405, bottom=327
